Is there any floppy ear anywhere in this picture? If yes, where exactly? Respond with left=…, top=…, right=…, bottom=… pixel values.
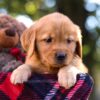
left=75, top=25, right=82, bottom=58
left=21, top=25, right=36, bottom=57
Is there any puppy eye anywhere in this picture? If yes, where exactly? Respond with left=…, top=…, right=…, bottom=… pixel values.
left=66, top=39, right=74, bottom=44
left=44, top=37, right=52, bottom=43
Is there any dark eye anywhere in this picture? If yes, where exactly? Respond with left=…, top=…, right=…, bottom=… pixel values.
left=67, top=39, right=74, bottom=44
left=45, top=37, right=52, bottom=43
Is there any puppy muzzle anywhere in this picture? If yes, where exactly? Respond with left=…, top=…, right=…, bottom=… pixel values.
left=55, top=52, right=67, bottom=64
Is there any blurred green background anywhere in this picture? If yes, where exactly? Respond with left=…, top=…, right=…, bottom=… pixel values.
left=0, top=0, right=100, bottom=99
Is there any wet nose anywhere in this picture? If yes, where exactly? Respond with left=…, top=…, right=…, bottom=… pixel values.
left=55, top=52, right=66, bottom=62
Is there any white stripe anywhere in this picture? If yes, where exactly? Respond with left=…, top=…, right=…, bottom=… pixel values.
left=44, top=82, right=60, bottom=100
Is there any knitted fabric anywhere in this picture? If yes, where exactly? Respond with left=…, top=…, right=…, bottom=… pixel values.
left=0, top=72, right=93, bottom=100
left=0, top=47, right=25, bottom=72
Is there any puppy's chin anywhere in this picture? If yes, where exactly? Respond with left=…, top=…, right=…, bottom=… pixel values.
left=52, top=63, right=67, bottom=68
left=41, top=57, right=72, bottom=67
left=42, top=59, right=68, bottom=68
left=40, top=54, right=74, bottom=73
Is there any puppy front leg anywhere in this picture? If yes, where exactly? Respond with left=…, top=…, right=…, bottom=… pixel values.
left=58, top=55, right=87, bottom=89
left=10, top=64, right=32, bottom=84
left=10, top=54, right=40, bottom=84
left=58, top=65, right=81, bottom=89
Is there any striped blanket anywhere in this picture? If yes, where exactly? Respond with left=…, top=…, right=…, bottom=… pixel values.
left=0, top=72, right=93, bottom=100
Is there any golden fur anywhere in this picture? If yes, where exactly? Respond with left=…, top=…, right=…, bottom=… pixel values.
left=11, top=12, right=88, bottom=88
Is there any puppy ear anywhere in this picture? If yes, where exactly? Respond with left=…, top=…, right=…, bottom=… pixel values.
left=27, top=32, right=36, bottom=58
left=75, top=25, right=82, bottom=58
left=21, top=25, right=36, bottom=57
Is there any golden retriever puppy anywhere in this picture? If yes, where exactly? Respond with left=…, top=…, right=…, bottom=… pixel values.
left=11, top=12, right=88, bottom=88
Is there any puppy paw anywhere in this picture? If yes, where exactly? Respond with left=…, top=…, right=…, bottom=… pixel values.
left=58, top=66, right=81, bottom=89
left=10, top=64, right=32, bottom=84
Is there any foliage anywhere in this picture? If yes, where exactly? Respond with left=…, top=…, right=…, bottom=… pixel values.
left=0, top=0, right=55, bottom=19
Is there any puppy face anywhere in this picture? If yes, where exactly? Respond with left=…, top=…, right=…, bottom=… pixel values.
left=21, top=12, right=82, bottom=69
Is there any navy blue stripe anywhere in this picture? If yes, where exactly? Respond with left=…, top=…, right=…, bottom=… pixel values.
left=26, top=73, right=57, bottom=99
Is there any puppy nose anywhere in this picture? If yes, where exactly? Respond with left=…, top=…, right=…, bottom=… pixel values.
left=55, top=52, right=66, bottom=62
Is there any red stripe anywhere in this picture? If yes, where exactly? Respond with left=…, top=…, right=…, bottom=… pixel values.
left=67, top=80, right=84, bottom=99
left=0, top=73, right=24, bottom=100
